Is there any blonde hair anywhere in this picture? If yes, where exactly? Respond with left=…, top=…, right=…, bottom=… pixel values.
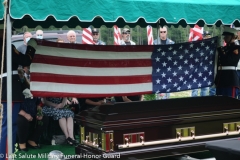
left=56, top=38, right=64, bottom=43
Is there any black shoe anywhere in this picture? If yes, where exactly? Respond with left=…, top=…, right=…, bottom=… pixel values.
left=27, top=143, right=41, bottom=149
left=18, top=147, right=28, bottom=152
left=66, top=137, right=79, bottom=146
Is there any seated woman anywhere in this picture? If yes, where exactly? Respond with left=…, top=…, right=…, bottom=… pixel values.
left=42, top=97, right=79, bottom=146
left=17, top=79, right=49, bottom=151
left=114, top=95, right=143, bottom=102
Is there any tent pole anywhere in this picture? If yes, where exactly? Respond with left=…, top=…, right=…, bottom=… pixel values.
left=157, top=20, right=160, bottom=44
left=7, top=13, right=13, bottom=160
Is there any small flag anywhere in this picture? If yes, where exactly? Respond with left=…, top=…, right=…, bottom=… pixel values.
left=147, top=25, right=153, bottom=45
left=114, top=25, right=121, bottom=45
left=189, top=25, right=203, bottom=42
left=82, top=27, right=95, bottom=44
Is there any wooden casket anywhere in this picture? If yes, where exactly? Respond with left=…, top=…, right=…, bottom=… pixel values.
left=75, top=96, right=240, bottom=159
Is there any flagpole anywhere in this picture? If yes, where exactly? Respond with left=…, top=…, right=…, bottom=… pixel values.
left=157, top=20, right=160, bottom=44
left=7, top=13, right=13, bottom=160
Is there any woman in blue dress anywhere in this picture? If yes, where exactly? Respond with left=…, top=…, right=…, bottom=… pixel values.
left=42, top=97, right=78, bottom=146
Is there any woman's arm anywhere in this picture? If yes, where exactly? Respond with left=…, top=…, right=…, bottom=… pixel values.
left=53, top=97, right=69, bottom=109
left=85, top=99, right=105, bottom=106
left=18, top=110, right=33, bottom=121
left=18, top=109, right=27, bottom=117
left=42, top=97, right=58, bottom=108
left=71, top=97, right=79, bottom=104
left=122, top=96, right=132, bottom=102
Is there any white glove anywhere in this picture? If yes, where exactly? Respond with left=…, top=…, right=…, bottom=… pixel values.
left=22, top=88, right=33, bottom=99
left=27, top=38, right=37, bottom=48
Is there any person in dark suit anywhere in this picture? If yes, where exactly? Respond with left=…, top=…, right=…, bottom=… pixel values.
left=0, top=34, right=36, bottom=159
left=215, top=27, right=240, bottom=98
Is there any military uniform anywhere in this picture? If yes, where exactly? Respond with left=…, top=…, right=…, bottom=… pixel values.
left=215, top=43, right=240, bottom=97
left=0, top=43, right=35, bottom=160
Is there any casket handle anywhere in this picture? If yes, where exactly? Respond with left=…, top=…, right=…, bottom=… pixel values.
left=237, top=125, right=240, bottom=132
left=85, top=136, right=89, bottom=143
left=118, top=131, right=240, bottom=149
left=118, top=123, right=240, bottom=149
left=176, top=132, right=181, bottom=140
left=125, top=138, right=129, bottom=147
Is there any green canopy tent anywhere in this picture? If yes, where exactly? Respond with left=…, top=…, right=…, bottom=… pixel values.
left=9, top=0, right=240, bottom=28
left=0, top=1, right=3, bottom=21
left=3, top=0, right=240, bottom=159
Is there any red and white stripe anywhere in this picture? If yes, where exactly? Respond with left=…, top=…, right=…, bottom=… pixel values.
left=30, top=40, right=154, bottom=98
left=147, top=25, right=153, bottom=45
left=114, top=25, right=121, bottom=45
left=82, top=27, right=95, bottom=44
left=189, top=25, right=203, bottom=42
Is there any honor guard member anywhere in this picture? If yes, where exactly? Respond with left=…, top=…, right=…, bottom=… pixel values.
left=92, top=28, right=105, bottom=45
left=215, top=27, right=240, bottom=98
left=0, top=37, right=36, bottom=159
left=235, top=29, right=240, bottom=99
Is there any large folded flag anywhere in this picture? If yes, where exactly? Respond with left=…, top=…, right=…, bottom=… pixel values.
left=189, top=25, right=203, bottom=42
left=114, top=25, right=121, bottom=45
left=30, top=37, right=217, bottom=98
left=147, top=25, right=153, bottom=45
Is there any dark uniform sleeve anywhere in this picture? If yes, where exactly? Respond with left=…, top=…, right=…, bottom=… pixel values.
left=0, top=44, right=36, bottom=101
left=12, top=44, right=36, bottom=67
left=218, top=45, right=240, bottom=66
left=215, top=44, right=240, bottom=88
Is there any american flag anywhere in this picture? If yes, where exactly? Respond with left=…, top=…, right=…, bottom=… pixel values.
left=82, top=27, right=95, bottom=44
left=189, top=25, right=203, bottom=42
left=114, top=25, right=121, bottom=45
left=147, top=25, right=153, bottom=45
left=30, top=37, right=217, bottom=98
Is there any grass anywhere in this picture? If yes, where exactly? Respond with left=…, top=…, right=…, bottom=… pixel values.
left=144, top=90, right=192, bottom=101
left=14, top=144, right=75, bottom=160
left=170, top=90, right=191, bottom=98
